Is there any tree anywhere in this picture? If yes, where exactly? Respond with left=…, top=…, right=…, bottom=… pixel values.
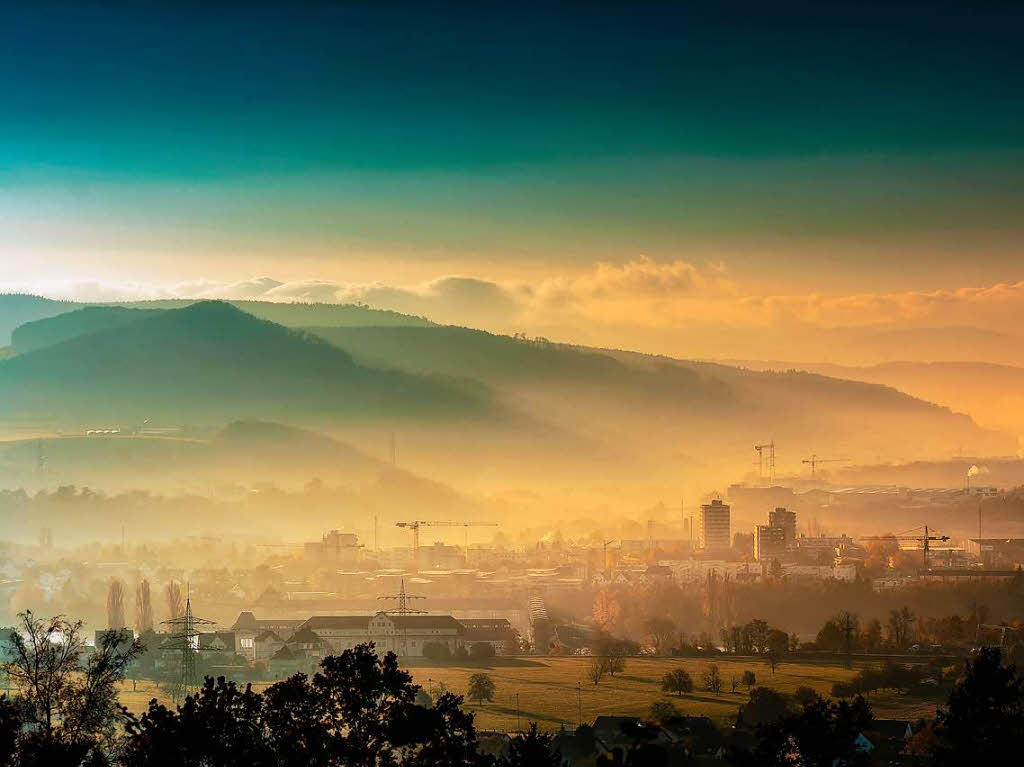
left=121, top=642, right=494, bottom=767
left=501, top=722, right=561, bottom=767
left=743, top=695, right=873, bottom=767
left=648, top=699, right=679, bottom=724
left=135, top=579, right=154, bottom=633
left=165, top=581, right=183, bottom=621
left=644, top=617, right=676, bottom=654
left=887, top=607, right=915, bottom=649
left=742, top=670, right=756, bottom=690
left=422, top=641, right=452, bottom=662
left=469, top=642, right=496, bottom=661
left=592, top=589, right=621, bottom=631
left=702, top=665, right=723, bottom=695
left=3, top=611, right=141, bottom=763
left=861, top=618, right=883, bottom=651
left=737, top=687, right=791, bottom=729
left=107, top=577, right=127, bottom=629
left=766, top=649, right=779, bottom=675
left=793, top=686, right=819, bottom=707
left=467, top=673, right=496, bottom=704
left=661, top=668, right=693, bottom=696
left=931, top=647, right=1024, bottom=765
left=816, top=620, right=843, bottom=652
left=587, top=657, right=608, bottom=685
left=747, top=619, right=770, bottom=654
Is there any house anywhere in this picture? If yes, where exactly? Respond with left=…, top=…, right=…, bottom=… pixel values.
left=253, top=630, right=286, bottom=661
left=230, top=612, right=304, bottom=660
left=268, top=645, right=309, bottom=677
left=857, top=719, right=913, bottom=762
left=284, top=627, right=329, bottom=662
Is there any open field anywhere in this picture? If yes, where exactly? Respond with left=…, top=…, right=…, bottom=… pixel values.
left=116, top=655, right=944, bottom=732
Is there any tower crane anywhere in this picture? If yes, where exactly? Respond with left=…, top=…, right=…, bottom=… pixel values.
left=802, top=454, right=849, bottom=479
left=395, top=520, right=498, bottom=571
left=754, top=441, right=776, bottom=485
left=859, top=525, right=950, bottom=569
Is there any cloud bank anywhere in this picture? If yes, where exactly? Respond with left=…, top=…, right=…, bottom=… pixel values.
left=5, top=259, right=1024, bottom=363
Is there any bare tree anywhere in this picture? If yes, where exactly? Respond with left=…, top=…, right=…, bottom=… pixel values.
left=3, top=611, right=140, bottom=760
left=702, top=664, right=723, bottom=695
left=587, top=657, right=608, bottom=685
left=165, top=581, right=183, bottom=621
left=106, top=579, right=126, bottom=630
left=135, top=579, right=154, bottom=633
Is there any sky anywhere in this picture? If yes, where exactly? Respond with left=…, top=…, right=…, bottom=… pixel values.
left=2, top=1, right=1023, bottom=359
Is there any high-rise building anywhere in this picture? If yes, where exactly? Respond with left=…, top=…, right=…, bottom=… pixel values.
left=768, top=507, right=797, bottom=548
left=699, top=499, right=731, bottom=554
left=754, top=524, right=787, bottom=562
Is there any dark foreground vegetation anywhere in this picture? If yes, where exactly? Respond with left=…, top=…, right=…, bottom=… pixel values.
left=2, top=611, right=1024, bottom=766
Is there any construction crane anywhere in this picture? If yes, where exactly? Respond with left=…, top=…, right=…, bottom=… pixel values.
left=802, top=454, right=849, bottom=479
left=859, top=525, right=950, bottom=569
left=974, top=623, right=1021, bottom=649
left=754, top=441, right=776, bottom=485
left=395, top=520, right=498, bottom=570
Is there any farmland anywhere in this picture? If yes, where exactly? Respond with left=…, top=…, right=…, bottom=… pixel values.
left=117, top=655, right=945, bottom=732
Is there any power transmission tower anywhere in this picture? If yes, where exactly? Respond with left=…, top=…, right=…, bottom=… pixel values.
left=836, top=611, right=858, bottom=669
left=377, top=578, right=426, bottom=657
left=161, top=589, right=216, bottom=703
left=378, top=578, right=426, bottom=616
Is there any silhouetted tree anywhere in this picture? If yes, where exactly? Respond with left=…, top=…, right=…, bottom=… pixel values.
left=3, top=611, right=141, bottom=764
left=739, top=695, right=873, bottom=767
left=501, top=722, right=561, bottom=767
left=742, top=670, right=756, bottom=690
left=121, top=643, right=494, bottom=767
left=931, top=647, right=1024, bottom=765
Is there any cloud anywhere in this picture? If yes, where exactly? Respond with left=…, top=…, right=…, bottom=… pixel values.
left=5, top=262, right=1024, bottom=351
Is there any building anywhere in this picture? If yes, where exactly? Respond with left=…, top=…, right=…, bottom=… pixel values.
left=304, top=530, right=361, bottom=566
left=297, top=611, right=465, bottom=657
left=754, top=524, right=787, bottom=563
left=230, top=612, right=304, bottom=659
left=768, top=507, right=797, bottom=548
left=699, top=500, right=731, bottom=554
left=460, top=618, right=517, bottom=654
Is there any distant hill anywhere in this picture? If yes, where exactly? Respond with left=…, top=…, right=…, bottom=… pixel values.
left=305, top=325, right=1008, bottom=465
left=0, top=294, right=433, bottom=351
left=722, top=359, right=1024, bottom=435
left=11, top=306, right=164, bottom=354
left=0, top=294, right=76, bottom=345
left=0, top=301, right=491, bottom=425
left=0, top=420, right=481, bottom=533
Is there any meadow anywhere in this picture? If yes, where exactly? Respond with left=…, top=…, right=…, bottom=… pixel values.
left=117, top=655, right=943, bottom=732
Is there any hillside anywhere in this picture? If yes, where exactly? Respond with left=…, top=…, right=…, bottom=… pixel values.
left=11, top=306, right=164, bottom=354
left=0, top=302, right=491, bottom=425
left=0, top=294, right=434, bottom=351
left=718, top=359, right=1024, bottom=436
left=305, top=325, right=1008, bottom=465
left=0, top=294, right=76, bottom=345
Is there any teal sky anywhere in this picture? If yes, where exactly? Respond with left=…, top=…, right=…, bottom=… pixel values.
left=1, top=1, right=1022, bottom=294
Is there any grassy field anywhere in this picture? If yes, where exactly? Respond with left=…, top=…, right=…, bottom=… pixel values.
left=117, top=655, right=942, bottom=732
